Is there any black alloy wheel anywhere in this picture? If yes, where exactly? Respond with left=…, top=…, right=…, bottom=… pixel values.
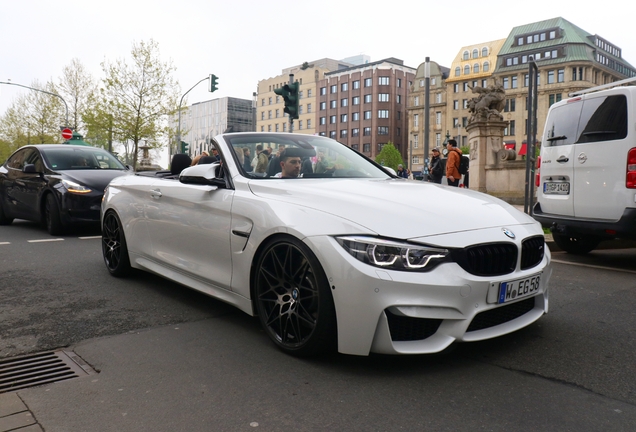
left=102, top=211, right=131, bottom=277
left=44, top=194, right=64, bottom=235
left=254, top=236, right=336, bottom=357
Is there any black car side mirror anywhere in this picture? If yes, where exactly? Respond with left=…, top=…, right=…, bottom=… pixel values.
left=23, top=164, right=38, bottom=174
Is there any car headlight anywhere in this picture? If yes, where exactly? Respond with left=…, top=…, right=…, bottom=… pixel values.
left=62, top=179, right=92, bottom=194
left=335, top=236, right=450, bottom=271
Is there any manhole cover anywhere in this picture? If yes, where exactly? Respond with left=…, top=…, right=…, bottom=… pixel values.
left=0, top=350, right=95, bottom=393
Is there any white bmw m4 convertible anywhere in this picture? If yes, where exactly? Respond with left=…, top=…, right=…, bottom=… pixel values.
left=101, top=132, right=551, bottom=357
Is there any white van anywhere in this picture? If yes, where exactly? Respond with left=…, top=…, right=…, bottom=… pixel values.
left=533, top=79, right=636, bottom=254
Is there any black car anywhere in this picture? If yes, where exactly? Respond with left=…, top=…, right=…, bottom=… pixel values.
left=0, top=144, right=131, bottom=235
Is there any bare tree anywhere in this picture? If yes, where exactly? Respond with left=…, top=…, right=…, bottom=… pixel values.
left=100, top=39, right=180, bottom=169
left=57, top=58, right=97, bottom=133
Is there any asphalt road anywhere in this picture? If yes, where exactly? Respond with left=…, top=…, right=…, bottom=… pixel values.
left=1, top=220, right=636, bottom=431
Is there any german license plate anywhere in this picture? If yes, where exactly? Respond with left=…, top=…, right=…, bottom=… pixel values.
left=543, top=181, right=570, bottom=195
left=498, top=274, right=541, bottom=304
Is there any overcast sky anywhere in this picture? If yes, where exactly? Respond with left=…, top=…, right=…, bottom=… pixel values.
left=1, top=0, right=633, bottom=119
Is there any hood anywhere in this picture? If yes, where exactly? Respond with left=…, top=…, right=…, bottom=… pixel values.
left=248, top=179, right=536, bottom=239
left=59, top=169, right=131, bottom=191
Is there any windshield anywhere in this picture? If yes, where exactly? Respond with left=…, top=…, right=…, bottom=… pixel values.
left=223, top=133, right=392, bottom=180
left=41, top=147, right=126, bottom=170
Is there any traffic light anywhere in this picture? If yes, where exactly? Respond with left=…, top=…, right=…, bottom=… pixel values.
left=180, top=141, right=189, bottom=154
left=209, top=74, right=219, bottom=92
left=274, top=82, right=299, bottom=120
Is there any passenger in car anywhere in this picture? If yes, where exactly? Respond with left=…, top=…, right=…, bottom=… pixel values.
left=191, top=151, right=209, bottom=166
left=274, top=148, right=303, bottom=178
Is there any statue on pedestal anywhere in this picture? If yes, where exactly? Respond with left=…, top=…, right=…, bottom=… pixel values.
left=467, top=82, right=506, bottom=123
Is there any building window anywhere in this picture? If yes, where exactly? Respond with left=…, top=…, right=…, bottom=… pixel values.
left=261, top=98, right=265, bottom=106
left=341, top=114, right=347, bottom=123
left=436, top=93, right=442, bottom=103
left=352, top=128, right=359, bottom=137
left=299, top=105, right=303, bottom=114
left=482, top=47, right=488, bottom=57
left=453, top=117, right=459, bottom=127
left=320, top=87, right=326, bottom=95
left=512, top=76, right=518, bottom=88
left=298, top=120, right=303, bottom=130
left=453, top=100, right=459, bottom=110
left=463, top=82, right=469, bottom=91
left=261, top=112, right=265, bottom=120
left=364, top=94, right=372, bottom=103
left=504, top=98, right=516, bottom=112
left=453, top=84, right=459, bottom=93
left=379, top=76, right=390, bottom=85
left=269, top=97, right=272, bottom=105
left=261, top=126, right=264, bottom=132
left=299, top=91, right=304, bottom=99
left=307, top=89, right=312, bottom=97
left=363, top=143, right=370, bottom=152
left=341, top=129, right=347, bottom=138
left=504, top=120, right=515, bottom=136
left=330, top=100, right=337, bottom=109
left=548, top=93, right=562, bottom=106
left=352, top=112, right=360, bottom=121
left=436, top=133, right=441, bottom=146
left=330, top=115, right=336, bottom=124
left=364, top=111, right=372, bottom=120
left=464, top=65, right=470, bottom=75
left=307, top=119, right=312, bottom=129
left=378, top=126, right=389, bottom=135
left=320, top=101, right=326, bottom=110
left=352, top=144, right=359, bottom=151
left=455, top=67, right=461, bottom=77
left=307, top=103, right=312, bottom=113
left=414, top=114, right=419, bottom=127
left=397, top=95, right=402, bottom=104
left=472, top=48, right=479, bottom=58
left=397, top=78, right=402, bottom=88
left=341, top=98, right=348, bottom=107
left=413, top=134, right=418, bottom=148
left=353, top=80, right=360, bottom=89
left=378, top=94, right=389, bottom=102
left=341, top=82, right=348, bottom=91
left=330, top=85, right=337, bottom=93
left=378, top=110, right=389, bottom=118
left=557, top=69, right=565, bottom=83
left=473, top=63, right=480, bottom=73
left=503, top=77, right=510, bottom=89
left=268, top=125, right=272, bottom=132
left=330, top=131, right=336, bottom=139
left=352, top=96, right=360, bottom=105
left=276, top=96, right=280, bottom=103
left=363, top=128, right=371, bottom=136
left=320, top=117, right=326, bottom=125
left=412, top=156, right=419, bottom=164
left=435, top=112, right=441, bottom=125
left=463, top=50, right=469, bottom=60
left=364, top=78, right=372, bottom=87
left=463, top=99, right=468, bottom=109
left=547, top=70, right=555, bottom=84
left=268, top=110, right=272, bottom=119
left=414, top=96, right=420, bottom=105
left=572, top=67, right=583, bottom=81
left=276, top=109, right=280, bottom=118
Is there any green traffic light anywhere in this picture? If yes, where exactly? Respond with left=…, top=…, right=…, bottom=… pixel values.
left=274, top=82, right=299, bottom=120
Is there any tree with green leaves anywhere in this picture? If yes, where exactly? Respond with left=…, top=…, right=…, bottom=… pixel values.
left=374, top=142, right=404, bottom=171
left=58, top=58, right=97, bottom=133
left=99, top=39, right=180, bottom=169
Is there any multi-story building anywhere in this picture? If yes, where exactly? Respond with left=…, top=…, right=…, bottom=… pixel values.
left=256, top=58, right=361, bottom=135
left=316, top=57, right=416, bottom=160
left=444, top=39, right=506, bottom=148
left=173, top=97, right=255, bottom=156
left=407, top=60, right=449, bottom=174
left=493, top=17, right=636, bottom=155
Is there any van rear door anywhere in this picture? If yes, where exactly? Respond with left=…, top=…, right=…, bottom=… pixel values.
left=538, top=98, right=579, bottom=217
left=571, top=93, right=628, bottom=220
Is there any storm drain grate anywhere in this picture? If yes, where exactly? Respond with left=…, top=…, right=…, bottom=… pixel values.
left=0, top=350, right=95, bottom=394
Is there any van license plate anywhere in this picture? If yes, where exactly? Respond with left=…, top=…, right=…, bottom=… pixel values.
left=498, top=274, right=541, bottom=304
left=543, top=182, right=570, bottom=195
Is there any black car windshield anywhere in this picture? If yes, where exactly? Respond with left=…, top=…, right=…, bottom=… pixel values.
left=41, top=147, right=126, bottom=170
left=224, top=133, right=392, bottom=179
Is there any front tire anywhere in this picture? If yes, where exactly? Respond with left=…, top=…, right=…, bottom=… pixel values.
left=102, top=211, right=131, bottom=277
left=44, top=194, right=64, bottom=235
left=254, top=236, right=336, bottom=357
left=552, top=233, right=600, bottom=255
left=0, top=200, right=13, bottom=225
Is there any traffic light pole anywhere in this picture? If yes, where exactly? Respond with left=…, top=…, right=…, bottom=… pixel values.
left=176, top=75, right=213, bottom=156
left=0, top=81, right=69, bottom=128
left=288, top=74, right=294, bottom=133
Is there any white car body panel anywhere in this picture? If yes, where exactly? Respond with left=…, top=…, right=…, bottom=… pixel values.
left=102, top=132, right=551, bottom=356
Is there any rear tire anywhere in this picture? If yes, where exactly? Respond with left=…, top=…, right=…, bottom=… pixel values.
left=552, top=233, right=600, bottom=255
left=102, top=211, right=131, bottom=277
left=44, top=194, right=64, bottom=235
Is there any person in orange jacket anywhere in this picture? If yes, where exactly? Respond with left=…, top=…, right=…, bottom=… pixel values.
left=445, top=139, right=462, bottom=187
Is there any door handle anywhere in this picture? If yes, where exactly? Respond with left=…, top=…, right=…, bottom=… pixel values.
left=556, top=156, right=569, bottom=163
left=150, top=189, right=162, bottom=199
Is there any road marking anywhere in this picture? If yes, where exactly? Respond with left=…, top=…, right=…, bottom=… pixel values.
left=551, top=258, right=636, bottom=275
left=79, top=236, right=102, bottom=240
left=0, top=242, right=10, bottom=245
left=27, top=238, right=64, bottom=243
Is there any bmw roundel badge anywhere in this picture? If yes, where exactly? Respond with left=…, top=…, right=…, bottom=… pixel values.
left=502, top=228, right=516, bottom=239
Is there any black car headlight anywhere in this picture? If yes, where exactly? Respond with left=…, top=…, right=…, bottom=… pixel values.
left=335, top=236, right=450, bottom=271
left=62, top=179, right=92, bottom=194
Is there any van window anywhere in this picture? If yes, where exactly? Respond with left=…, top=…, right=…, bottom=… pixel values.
left=543, top=95, right=627, bottom=146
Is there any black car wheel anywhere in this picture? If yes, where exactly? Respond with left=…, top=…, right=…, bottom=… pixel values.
left=44, top=194, right=64, bottom=235
left=254, top=236, right=336, bottom=357
left=102, top=211, right=131, bottom=277
left=552, top=233, right=601, bottom=255
left=0, top=200, right=13, bottom=225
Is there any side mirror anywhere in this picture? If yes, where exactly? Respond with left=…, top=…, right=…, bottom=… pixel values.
left=384, top=167, right=397, bottom=176
left=179, top=162, right=225, bottom=187
left=23, top=164, right=38, bottom=174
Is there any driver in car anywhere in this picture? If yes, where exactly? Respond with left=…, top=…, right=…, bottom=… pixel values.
left=274, top=148, right=303, bottom=178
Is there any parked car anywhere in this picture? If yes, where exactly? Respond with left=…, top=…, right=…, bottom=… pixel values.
left=533, top=79, right=636, bottom=254
left=101, top=132, right=551, bottom=357
left=0, top=144, right=131, bottom=235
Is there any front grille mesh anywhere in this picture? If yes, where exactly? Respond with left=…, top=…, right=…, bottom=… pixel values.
left=453, top=243, right=518, bottom=276
left=521, top=236, right=545, bottom=270
left=467, top=297, right=536, bottom=332
left=385, top=310, right=442, bottom=341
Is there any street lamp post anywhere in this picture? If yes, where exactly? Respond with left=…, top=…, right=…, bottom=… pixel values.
left=423, top=57, right=430, bottom=181
left=176, top=76, right=211, bottom=156
left=0, top=81, right=69, bottom=128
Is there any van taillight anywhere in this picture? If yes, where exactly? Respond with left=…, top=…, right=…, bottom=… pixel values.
left=535, top=155, right=541, bottom=187
left=627, top=148, right=636, bottom=189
